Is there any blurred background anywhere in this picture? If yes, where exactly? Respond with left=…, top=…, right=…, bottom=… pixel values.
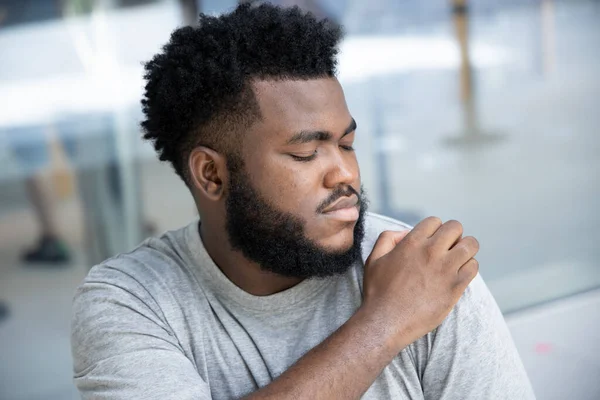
left=0, top=0, right=598, bottom=399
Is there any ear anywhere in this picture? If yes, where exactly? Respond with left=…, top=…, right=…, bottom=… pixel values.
left=189, top=146, right=228, bottom=201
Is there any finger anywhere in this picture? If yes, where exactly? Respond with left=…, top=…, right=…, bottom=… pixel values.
left=456, top=258, right=479, bottom=286
left=407, top=216, right=443, bottom=241
left=448, top=236, right=480, bottom=268
left=366, top=230, right=410, bottom=265
left=430, top=220, right=463, bottom=250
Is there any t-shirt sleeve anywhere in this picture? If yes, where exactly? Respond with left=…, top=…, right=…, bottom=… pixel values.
left=71, top=264, right=211, bottom=399
left=419, top=273, right=536, bottom=400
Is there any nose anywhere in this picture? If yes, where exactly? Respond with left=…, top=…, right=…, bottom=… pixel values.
left=323, top=150, right=359, bottom=189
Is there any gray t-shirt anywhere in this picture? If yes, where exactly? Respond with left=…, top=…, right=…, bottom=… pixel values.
left=71, top=212, right=535, bottom=399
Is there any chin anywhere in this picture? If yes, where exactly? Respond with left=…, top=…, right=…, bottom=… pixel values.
left=318, top=226, right=356, bottom=253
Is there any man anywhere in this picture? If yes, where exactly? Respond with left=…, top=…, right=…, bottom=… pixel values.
left=71, top=4, right=535, bottom=399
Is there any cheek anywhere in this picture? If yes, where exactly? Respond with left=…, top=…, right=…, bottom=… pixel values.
left=255, top=163, right=320, bottom=212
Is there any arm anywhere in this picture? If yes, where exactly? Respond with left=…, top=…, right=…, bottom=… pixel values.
left=73, top=275, right=408, bottom=400
left=73, top=218, right=479, bottom=400
left=244, top=306, right=408, bottom=400
left=247, top=218, right=480, bottom=399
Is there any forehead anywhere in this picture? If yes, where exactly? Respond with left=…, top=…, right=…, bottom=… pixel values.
left=249, top=78, right=351, bottom=145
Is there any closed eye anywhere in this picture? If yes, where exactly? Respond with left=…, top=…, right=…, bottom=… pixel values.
left=290, top=150, right=318, bottom=162
left=291, top=144, right=354, bottom=162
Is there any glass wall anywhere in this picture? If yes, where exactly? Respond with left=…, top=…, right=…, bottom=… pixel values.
left=0, top=0, right=598, bottom=399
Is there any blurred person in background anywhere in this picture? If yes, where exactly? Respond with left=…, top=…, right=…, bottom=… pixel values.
left=0, top=0, right=70, bottom=267
left=6, top=113, right=156, bottom=266
left=0, top=0, right=80, bottom=265
left=8, top=123, right=75, bottom=264
left=71, top=3, right=535, bottom=399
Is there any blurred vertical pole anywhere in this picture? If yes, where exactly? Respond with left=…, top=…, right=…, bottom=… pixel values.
left=61, top=0, right=144, bottom=262
left=453, top=0, right=478, bottom=137
left=264, top=0, right=329, bottom=20
left=0, top=0, right=8, bottom=324
left=180, top=0, right=200, bottom=26
left=97, top=0, right=144, bottom=257
left=445, top=0, right=503, bottom=146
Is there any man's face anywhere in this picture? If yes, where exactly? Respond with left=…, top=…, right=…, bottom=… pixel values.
left=224, top=78, right=367, bottom=278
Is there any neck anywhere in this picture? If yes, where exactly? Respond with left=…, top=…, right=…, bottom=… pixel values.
left=199, top=220, right=304, bottom=296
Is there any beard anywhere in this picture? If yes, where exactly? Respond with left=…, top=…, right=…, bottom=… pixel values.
left=224, top=156, right=368, bottom=279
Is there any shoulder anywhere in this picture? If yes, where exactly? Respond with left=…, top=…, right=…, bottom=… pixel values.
left=444, top=272, right=506, bottom=335
left=72, top=223, right=203, bottom=372
left=72, top=222, right=202, bottom=337
left=360, top=213, right=500, bottom=318
left=415, top=273, right=535, bottom=397
left=79, top=222, right=197, bottom=297
left=80, top=239, right=183, bottom=298
left=72, top=235, right=184, bottom=324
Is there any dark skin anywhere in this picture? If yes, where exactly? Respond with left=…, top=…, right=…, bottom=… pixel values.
left=189, top=77, right=359, bottom=296
left=188, top=77, right=480, bottom=399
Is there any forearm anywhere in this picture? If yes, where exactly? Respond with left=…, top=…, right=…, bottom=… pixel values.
left=244, top=307, right=406, bottom=400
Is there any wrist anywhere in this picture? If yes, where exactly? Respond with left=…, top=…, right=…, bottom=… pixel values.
left=350, top=305, right=410, bottom=357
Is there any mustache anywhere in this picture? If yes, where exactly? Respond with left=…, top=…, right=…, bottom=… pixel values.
left=317, top=186, right=361, bottom=214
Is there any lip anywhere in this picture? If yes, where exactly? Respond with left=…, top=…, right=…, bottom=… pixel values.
left=323, top=195, right=359, bottom=213
left=323, top=206, right=359, bottom=221
left=322, top=195, right=360, bottom=221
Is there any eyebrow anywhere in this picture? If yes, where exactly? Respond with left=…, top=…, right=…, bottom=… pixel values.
left=286, top=118, right=357, bottom=145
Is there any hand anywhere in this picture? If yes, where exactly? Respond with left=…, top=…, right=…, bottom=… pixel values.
left=361, top=217, right=480, bottom=350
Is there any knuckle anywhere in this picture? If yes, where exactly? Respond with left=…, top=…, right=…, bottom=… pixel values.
left=464, top=259, right=479, bottom=278
left=445, top=220, right=463, bottom=235
left=465, top=236, right=480, bottom=252
left=427, top=216, right=443, bottom=226
left=455, top=241, right=470, bottom=256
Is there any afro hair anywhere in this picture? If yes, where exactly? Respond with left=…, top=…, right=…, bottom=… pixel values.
left=141, top=2, right=344, bottom=185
